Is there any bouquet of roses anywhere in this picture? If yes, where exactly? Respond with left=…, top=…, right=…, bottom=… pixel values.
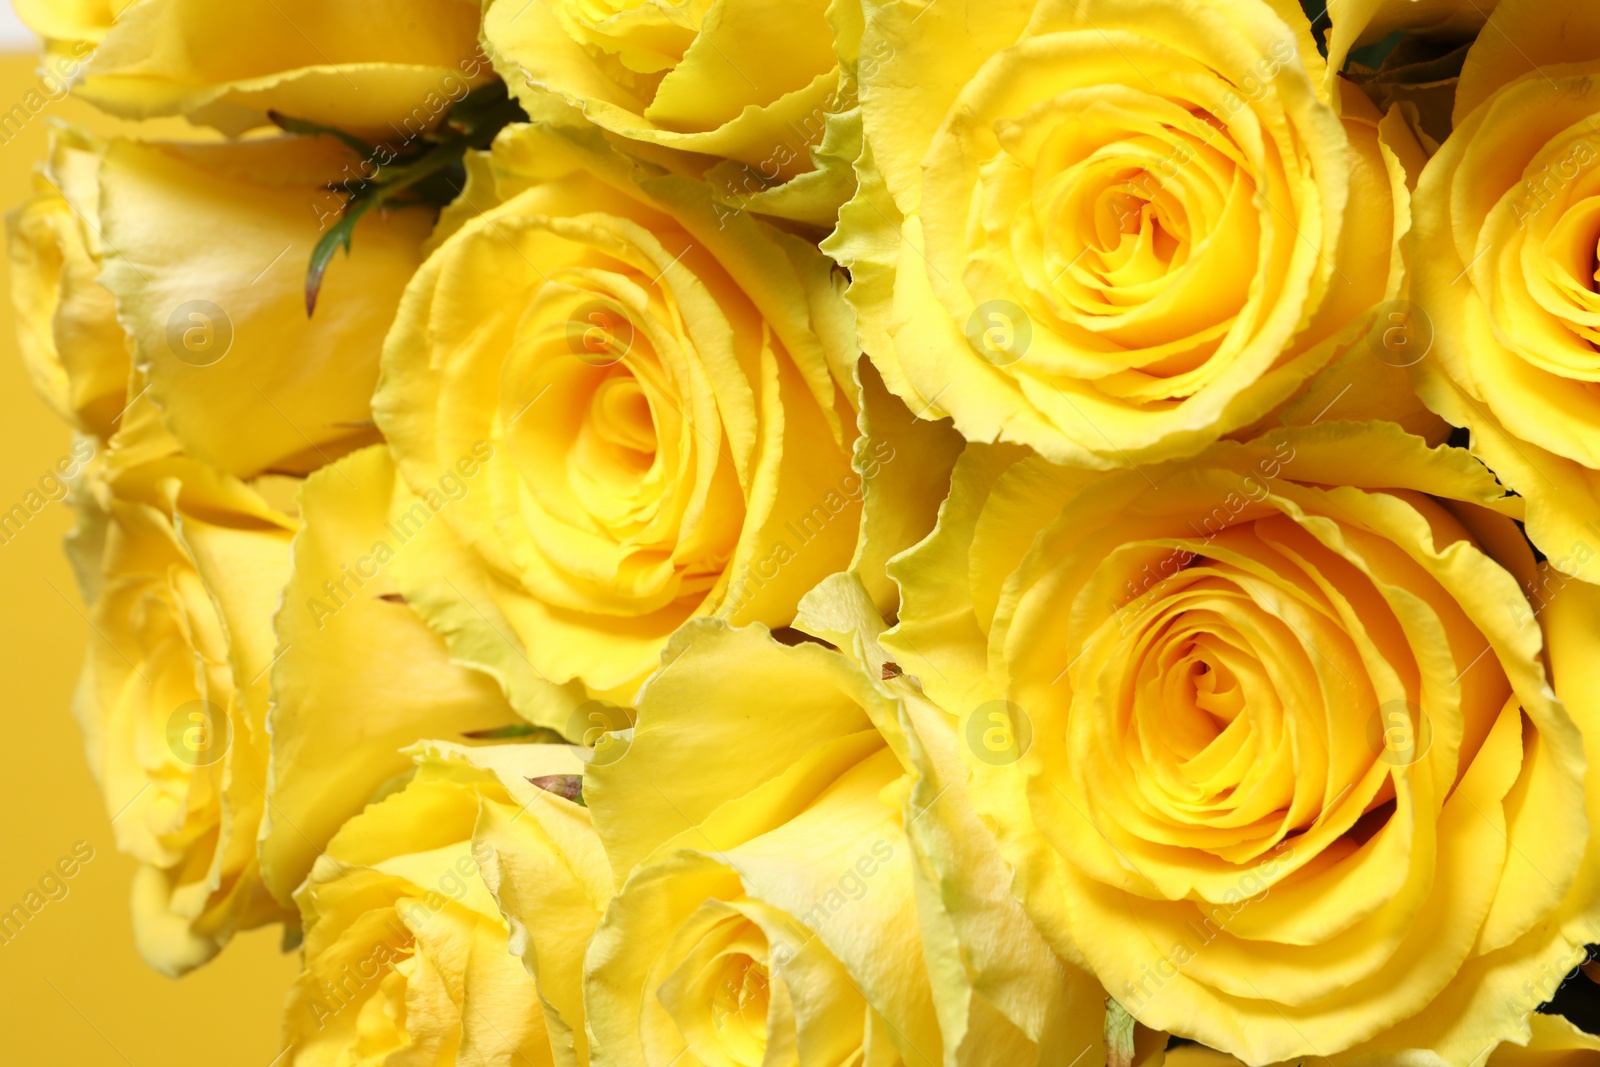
left=12, top=0, right=1600, bottom=1062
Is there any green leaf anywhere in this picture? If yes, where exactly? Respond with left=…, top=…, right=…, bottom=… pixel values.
left=280, top=80, right=529, bottom=317
left=305, top=197, right=373, bottom=316
left=267, top=110, right=375, bottom=158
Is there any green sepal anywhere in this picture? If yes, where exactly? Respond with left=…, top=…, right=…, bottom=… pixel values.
left=461, top=723, right=569, bottom=743
left=1104, top=998, right=1136, bottom=1067
left=275, top=82, right=528, bottom=316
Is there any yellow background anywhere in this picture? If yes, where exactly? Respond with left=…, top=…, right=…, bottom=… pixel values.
left=0, top=53, right=299, bottom=1065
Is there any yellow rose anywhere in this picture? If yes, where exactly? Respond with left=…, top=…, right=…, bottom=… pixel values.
left=829, top=0, right=1418, bottom=469
left=886, top=422, right=1600, bottom=1063
left=6, top=126, right=129, bottom=440
left=1486, top=1014, right=1600, bottom=1065
left=473, top=751, right=616, bottom=1067
left=583, top=617, right=1122, bottom=1067
left=18, top=0, right=491, bottom=136
left=798, top=574, right=1178, bottom=1066
left=260, top=445, right=523, bottom=905
left=1409, top=0, right=1600, bottom=584
left=282, top=740, right=604, bottom=1066
left=372, top=111, right=861, bottom=722
left=481, top=0, right=859, bottom=226
left=1325, top=0, right=1498, bottom=85
left=5, top=124, right=196, bottom=475
left=9, top=0, right=125, bottom=83
left=12, top=0, right=129, bottom=45
left=1164, top=1013, right=1600, bottom=1065
left=98, top=134, right=434, bottom=478
left=68, top=454, right=300, bottom=975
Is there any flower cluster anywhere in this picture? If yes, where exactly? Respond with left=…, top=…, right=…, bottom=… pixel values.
left=11, top=0, right=1600, bottom=1063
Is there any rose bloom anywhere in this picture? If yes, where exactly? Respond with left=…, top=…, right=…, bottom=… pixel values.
left=260, top=445, right=521, bottom=906
left=7, top=127, right=128, bottom=440
left=886, top=422, right=1600, bottom=1063
left=1483, top=1017, right=1600, bottom=1065
left=1409, top=0, right=1600, bottom=584
left=11, top=0, right=130, bottom=47
left=6, top=124, right=183, bottom=473
left=800, top=573, right=1176, bottom=1064
left=576, top=617, right=1164, bottom=1067
left=830, top=0, right=1416, bottom=469
left=472, top=744, right=615, bottom=1067
left=70, top=454, right=300, bottom=975
left=481, top=0, right=858, bottom=226
left=373, top=109, right=861, bottom=722
left=1164, top=1013, right=1600, bottom=1065
left=93, top=132, right=433, bottom=478
left=7, top=0, right=124, bottom=82
left=583, top=622, right=934, bottom=1067
left=282, top=741, right=605, bottom=1066
left=13, top=0, right=490, bottom=135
